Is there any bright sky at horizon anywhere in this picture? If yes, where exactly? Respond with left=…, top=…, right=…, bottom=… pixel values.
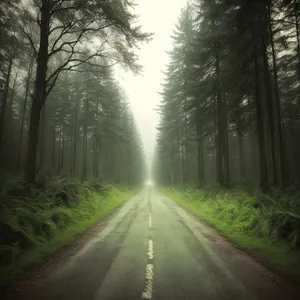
left=116, top=0, right=188, bottom=177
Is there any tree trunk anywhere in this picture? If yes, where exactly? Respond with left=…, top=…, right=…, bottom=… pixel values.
left=196, top=105, right=205, bottom=185
left=71, top=94, right=79, bottom=175
left=81, top=92, right=88, bottom=181
left=294, top=0, right=300, bottom=75
left=176, top=127, right=181, bottom=184
left=216, top=55, right=229, bottom=188
left=51, top=126, right=56, bottom=169
left=254, top=32, right=269, bottom=191
left=0, top=58, right=13, bottom=150
left=17, top=62, right=33, bottom=171
left=180, top=124, right=185, bottom=184
left=105, top=133, right=108, bottom=180
left=223, top=95, right=230, bottom=187
left=93, top=127, right=99, bottom=178
left=288, top=96, right=298, bottom=180
left=39, top=106, right=46, bottom=170
left=183, top=105, right=189, bottom=182
left=261, top=33, right=277, bottom=185
left=59, top=123, right=64, bottom=171
left=197, top=123, right=205, bottom=185
left=268, top=2, right=286, bottom=186
left=7, top=73, right=18, bottom=121
left=215, top=93, right=222, bottom=185
left=236, top=105, right=245, bottom=178
left=26, top=0, right=50, bottom=182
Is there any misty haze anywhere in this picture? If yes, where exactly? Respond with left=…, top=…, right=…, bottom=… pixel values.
left=1, top=0, right=300, bottom=299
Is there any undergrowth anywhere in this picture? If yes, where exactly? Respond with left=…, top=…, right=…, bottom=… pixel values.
left=162, top=186, right=300, bottom=283
left=0, top=174, right=136, bottom=287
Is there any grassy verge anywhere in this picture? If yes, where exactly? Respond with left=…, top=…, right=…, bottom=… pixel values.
left=0, top=176, right=137, bottom=287
left=161, top=186, right=300, bottom=284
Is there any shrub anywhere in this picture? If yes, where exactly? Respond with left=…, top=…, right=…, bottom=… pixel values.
left=162, top=186, right=300, bottom=250
left=0, top=176, right=120, bottom=266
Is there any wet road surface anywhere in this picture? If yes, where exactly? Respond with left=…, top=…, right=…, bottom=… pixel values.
left=3, top=187, right=300, bottom=300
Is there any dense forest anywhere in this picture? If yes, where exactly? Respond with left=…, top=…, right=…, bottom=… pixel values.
left=0, top=0, right=148, bottom=185
left=1, top=0, right=300, bottom=291
left=153, top=0, right=300, bottom=191
left=0, top=0, right=150, bottom=284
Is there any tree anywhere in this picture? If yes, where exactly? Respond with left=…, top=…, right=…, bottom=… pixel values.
left=19, top=0, right=151, bottom=182
left=154, top=0, right=300, bottom=191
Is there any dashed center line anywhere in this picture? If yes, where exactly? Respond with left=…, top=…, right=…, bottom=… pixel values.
left=148, top=239, right=153, bottom=259
left=141, top=264, right=154, bottom=300
left=149, top=212, right=152, bottom=227
left=141, top=214, right=154, bottom=300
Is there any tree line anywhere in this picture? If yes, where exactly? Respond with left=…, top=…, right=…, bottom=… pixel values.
left=0, top=0, right=149, bottom=185
left=153, top=0, right=300, bottom=191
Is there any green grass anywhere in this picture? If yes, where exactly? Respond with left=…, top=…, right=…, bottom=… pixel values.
left=0, top=177, right=137, bottom=287
left=161, top=186, right=300, bottom=284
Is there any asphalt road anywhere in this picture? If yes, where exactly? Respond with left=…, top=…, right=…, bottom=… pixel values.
left=3, top=187, right=300, bottom=300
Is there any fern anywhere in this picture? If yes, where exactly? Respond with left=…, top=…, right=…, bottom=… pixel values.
left=0, top=175, right=116, bottom=267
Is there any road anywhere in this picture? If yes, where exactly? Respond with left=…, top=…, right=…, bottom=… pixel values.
left=3, top=187, right=300, bottom=300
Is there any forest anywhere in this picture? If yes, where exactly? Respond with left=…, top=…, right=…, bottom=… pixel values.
left=0, top=0, right=148, bottom=184
left=0, top=0, right=149, bottom=285
left=2, top=0, right=300, bottom=291
left=153, top=0, right=300, bottom=190
left=153, top=0, right=300, bottom=281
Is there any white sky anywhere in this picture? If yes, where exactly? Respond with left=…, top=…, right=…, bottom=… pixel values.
left=116, top=0, right=188, bottom=175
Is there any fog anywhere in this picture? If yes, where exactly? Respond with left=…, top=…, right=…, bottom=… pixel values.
left=2, top=1, right=300, bottom=296
left=116, top=0, right=188, bottom=173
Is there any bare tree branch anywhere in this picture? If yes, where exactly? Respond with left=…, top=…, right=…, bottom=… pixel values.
left=47, top=52, right=102, bottom=83
left=46, top=72, right=59, bottom=97
left=49, top=19, right=83, bottom=51
left=20, top=28, right=38, bottom=58
left=49, top=5, right=81, bottom=35
left=50, top=5, right=83, bottom=15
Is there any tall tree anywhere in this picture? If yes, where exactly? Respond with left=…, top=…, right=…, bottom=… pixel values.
left=19, top=0, right=151, bottom=182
